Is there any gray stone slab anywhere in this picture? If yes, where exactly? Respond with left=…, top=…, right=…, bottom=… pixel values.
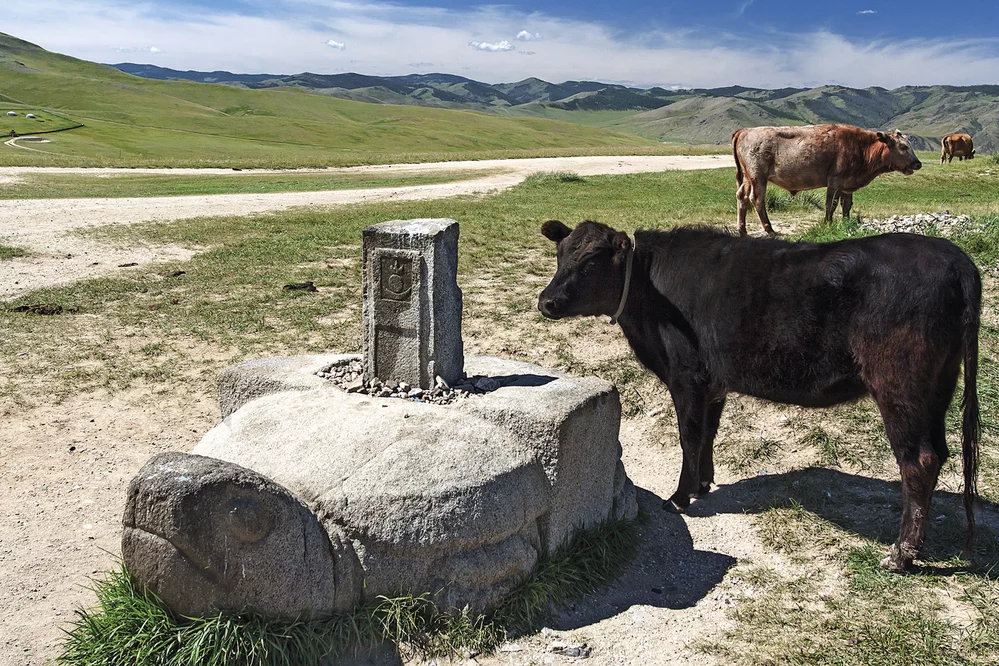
left=362, top=219, right=463, bottom=389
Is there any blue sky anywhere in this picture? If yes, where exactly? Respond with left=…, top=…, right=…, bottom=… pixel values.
left=5, top=1, right=999, bottom=87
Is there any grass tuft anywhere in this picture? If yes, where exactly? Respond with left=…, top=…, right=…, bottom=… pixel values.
left=59, top=518, right=638, bottom=665
left=522, top=171, right=586, bottom=187
left=0, top=245, right=28, bottom=260
left=765, top=189, right=823, bottom=213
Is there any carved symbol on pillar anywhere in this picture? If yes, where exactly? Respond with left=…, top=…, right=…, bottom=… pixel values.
left=380, top=256, right=413, bottom=301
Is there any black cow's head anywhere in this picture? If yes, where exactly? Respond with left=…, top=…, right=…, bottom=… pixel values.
left=538, top=220, right=632, bottom=320
left=876, top=129, right=922, bottom=175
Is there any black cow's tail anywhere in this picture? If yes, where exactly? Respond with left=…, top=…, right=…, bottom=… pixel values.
left=732, top=130, right=744, bottom=187
left=960, top=263, right=982, bottom=558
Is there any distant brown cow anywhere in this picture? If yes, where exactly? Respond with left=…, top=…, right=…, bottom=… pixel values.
left=732, top=124, right=922, bottom=236
left=941, top=133, right=975, bottom=163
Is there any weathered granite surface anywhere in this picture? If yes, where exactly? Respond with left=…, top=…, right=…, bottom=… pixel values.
left=122, top=452, right=341, bottom=618
left=123, top=354, right=637, bottom=618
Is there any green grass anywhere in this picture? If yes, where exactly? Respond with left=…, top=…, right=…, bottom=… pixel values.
left=0, top=32, right=661, bottom=167
left=765, top=188, right=823, bottom=213
left=0, top=109, right=82, bottom=135
left=59, top=518, right=639, bottom=665
left=0, top=245, right=28, bottom=260
left=521, top=170, right=586, bottom=186
left=0, top=167, right=501, bottom=199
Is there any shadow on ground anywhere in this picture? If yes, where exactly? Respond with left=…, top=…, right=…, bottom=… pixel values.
left=546, top=486, right=736, bottom=631
left=687, top=466, right=999, bottom=574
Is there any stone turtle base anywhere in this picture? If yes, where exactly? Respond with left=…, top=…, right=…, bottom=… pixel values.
left=124, top=354, right=637, bottom=619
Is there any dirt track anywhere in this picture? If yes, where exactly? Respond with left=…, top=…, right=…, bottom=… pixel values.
left=0, top=155, right=729, bottom=299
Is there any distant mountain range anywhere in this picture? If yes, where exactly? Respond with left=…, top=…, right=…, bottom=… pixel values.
left=113, top=63, right=999, bottom=152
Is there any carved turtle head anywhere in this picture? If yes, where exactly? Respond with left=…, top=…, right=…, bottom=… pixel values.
left=122, top=452, right=340, bottom=618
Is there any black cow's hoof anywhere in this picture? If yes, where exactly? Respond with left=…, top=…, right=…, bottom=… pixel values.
left=663, top=493, right=690, bottom=513
left=695, top=482, right=712, bottom=497
left=662, top=498, right=686, bottom=514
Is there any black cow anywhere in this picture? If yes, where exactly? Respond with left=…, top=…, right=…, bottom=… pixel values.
left=538, top=220, right=981, bottom=571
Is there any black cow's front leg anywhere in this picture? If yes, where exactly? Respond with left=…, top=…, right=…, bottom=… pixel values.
left=696, top=397, right=726, bottom=497
left=664, top=386, right=709, bottom=512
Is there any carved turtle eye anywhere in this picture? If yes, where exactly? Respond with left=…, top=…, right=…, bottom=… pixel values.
left=226, top=497, right=274, bottom=543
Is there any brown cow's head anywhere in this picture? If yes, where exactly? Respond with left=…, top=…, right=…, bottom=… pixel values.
left=538, top=220, right=632, bottom=320
left=876, top=129, right=922, bottom=175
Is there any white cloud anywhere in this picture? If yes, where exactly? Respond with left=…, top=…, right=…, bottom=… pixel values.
left=326, top=39, right=346, bottom=50
left=516, top=30, right=541, bottom=41
left=857, top=9, right=877, bottom=14
left=1, top=0, right=998, bottom=87
left=469, top=40, right=513, bottom=52
left=115, top=45, right=162, bottom=53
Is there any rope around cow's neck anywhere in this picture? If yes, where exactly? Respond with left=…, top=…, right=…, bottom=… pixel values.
left=609, top=235, right=634, bottom=325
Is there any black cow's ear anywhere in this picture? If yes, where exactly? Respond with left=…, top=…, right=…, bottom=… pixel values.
left=613, top=231, right=632, bottom=255
left=541, top=220, right=572, bottom=243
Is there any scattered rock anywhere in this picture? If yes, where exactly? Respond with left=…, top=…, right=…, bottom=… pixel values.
left=316, top=360, right=498, bottom=405
left=549, top=642, right=591, bottom=658
left=473, top=377, right=501, bottom=393
left=168, top=270, right=186, bottom=278
left=117, top=262, right=138, bottom=268
left=861, top=211, right=975, bottom=237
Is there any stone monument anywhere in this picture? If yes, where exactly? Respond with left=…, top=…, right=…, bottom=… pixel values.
left=362, top=219, right=463, bottom=389
left=122, top=219, right=637, bottom=622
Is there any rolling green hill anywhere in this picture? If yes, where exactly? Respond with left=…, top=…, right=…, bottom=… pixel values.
left=112, top=58, right=999, bottom=153
left=0, top=33, right=655, bottom=166
left=604, top=85, right=999, bottom=152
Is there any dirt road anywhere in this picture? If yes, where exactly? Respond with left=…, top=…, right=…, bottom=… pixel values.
left=0, top=155, right=729, bottom=299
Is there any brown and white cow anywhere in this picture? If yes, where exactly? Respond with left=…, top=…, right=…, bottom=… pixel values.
left=941, top=133, right=975, bottom=163
left=732, top=124, right=922, bottom=236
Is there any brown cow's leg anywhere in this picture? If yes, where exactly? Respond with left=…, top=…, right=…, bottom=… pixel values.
left=737, top=181, right=751, bottom=236
left=841, top=192, right=853, bottom=219
left=696, top=397, right=726, bottom=496
left=750, top=178, right=775, bottom=236
left=824, top=187, right=839, bottom=222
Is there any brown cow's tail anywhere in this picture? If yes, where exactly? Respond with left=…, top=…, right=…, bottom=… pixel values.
left=959, top=264, right=982, bottom=558
left=732, top=129, right=744, bottom=187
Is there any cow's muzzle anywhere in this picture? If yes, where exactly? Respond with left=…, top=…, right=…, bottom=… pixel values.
left=905, top=159, right=922, bottom=175
left=538, top=294, right=564, bottom=319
